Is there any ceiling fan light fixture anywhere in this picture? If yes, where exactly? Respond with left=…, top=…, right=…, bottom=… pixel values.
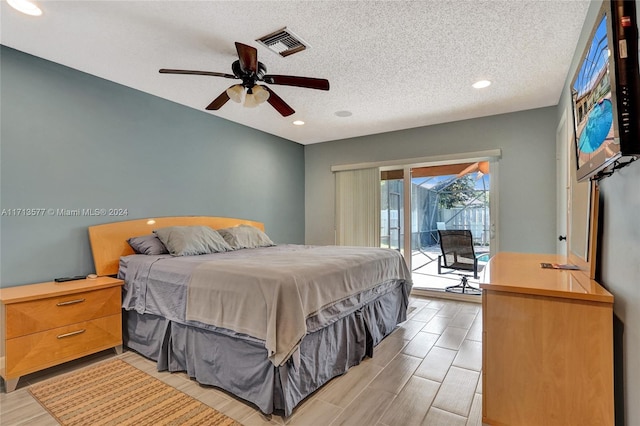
left=226, top=84, right=244, bottom=103
left=244, top=88, right=259, bottom=108
left=252, top=85, right=270, bottom=104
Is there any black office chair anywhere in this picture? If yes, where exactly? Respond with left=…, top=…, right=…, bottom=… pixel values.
left=437, top=230, right=483, bottom=295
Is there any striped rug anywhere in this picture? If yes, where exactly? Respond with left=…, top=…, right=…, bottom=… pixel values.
left=29, top=359, right=242, bottom=426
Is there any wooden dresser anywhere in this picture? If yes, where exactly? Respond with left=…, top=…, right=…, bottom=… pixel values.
left=0, top=277, right=124, bottom=392
left=480, top=252, right=614, bottom=426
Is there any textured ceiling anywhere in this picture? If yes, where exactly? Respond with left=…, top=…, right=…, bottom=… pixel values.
left=0, top=0, right=590, bottom=145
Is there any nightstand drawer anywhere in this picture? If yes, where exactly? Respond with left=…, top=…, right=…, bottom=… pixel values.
left=4, top=314, right=122, bottom=378
left=5, top=287, right=121, bottom=339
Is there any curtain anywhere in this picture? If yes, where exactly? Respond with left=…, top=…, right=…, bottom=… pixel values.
left=335, top=168, right=380, bottom=246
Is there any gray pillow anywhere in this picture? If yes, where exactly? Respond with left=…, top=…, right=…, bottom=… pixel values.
left=217, top=224, right=275, bottom=250
left=154, top=226, right=232, bottom=256
left=127, top=234, right=169, bottom=255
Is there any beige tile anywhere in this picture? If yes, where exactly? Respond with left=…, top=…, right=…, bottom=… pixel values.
left=448, top=311, right=478, bottom=329
left=434, top=302, right=462, bottom=318
left=316, top=360, right=383, bottom=407
left=243, top=411, right=286, bottom=426
left=13, top=413, right=60, bottom=426
left=0, top=387, right=35, bottom=411
left=459, top=303, right=481, bottom=315
left=421, top=407, right=467, bottom=426
left=414, top=346, right=457, bottom=382
left=369, top=334, right=407, bottom=367
left=119, top=351, right=158, bottom=373
left=157, top=370, right=194, bottom=391
left=407, top=298, right=431, bottom=316
left=217, top=396, right=263, bottom=423
left=434, top=326, right=468, bottom=350
left=402, top=331, right=439, bottom=358
left=452, top=339, right=483, bottom=372
left=421, top=315, right=452, bottom=334
left=0, top=391, right=52, bottom=426
left=431, top=366, right=480, bottom=417
left=183, top=383, right=232, bottom=409
left=288, top=399, right=342, bottom=426
left=425, top=299, right=446, bottom=308
left=379, top=376, right=439, bottom=426
left=476, top=374, right=482, bottom=394
left=393, top=319, right=428, bottom=340
left=369, top=354, right=421, bottom=395
left=466, top=393, right=483, bottom=426
left=465, top=317, right=483, bottom=342
left=330, top=388, right=395, bottom=426
left=411, top=307, right=440, bottom=323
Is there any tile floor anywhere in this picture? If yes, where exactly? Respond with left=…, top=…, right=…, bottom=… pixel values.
left=0, top=296, right=483, bottom=426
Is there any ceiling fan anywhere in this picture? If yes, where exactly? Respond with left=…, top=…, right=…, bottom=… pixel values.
left=159, top=42, right=330, bottom=117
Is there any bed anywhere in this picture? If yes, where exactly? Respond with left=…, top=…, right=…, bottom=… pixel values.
left=88, top=216, right=412, bottom=417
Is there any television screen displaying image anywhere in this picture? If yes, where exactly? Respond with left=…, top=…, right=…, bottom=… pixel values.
left=571, top=10, right=619, bottom=181
left=571, top=0, right=640, bottom=181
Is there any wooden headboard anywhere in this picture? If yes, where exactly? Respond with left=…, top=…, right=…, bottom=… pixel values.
left=88, top=216, right=265, bottom=276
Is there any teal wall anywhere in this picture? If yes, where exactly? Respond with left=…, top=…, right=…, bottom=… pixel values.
left=0, top=46, right=305, bottom=286
left=557, top=1, right=640, bottom=423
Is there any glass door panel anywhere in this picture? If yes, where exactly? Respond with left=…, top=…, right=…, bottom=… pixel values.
left=380, top=170, right=404, bottom=255
left=410, top=162, right=491, bottom=292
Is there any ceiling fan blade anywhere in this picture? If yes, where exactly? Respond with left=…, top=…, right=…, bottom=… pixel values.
left=262, top=86, right=295, bottom=117
left=159, top=69, right=236, bottom=79
left=263, top=75, right=330, bottom=91
left=235, top=42, right=258, bottom=74
left=206, top=90, right=231, bottom=110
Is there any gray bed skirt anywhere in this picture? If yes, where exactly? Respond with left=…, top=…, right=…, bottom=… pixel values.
left=123, top=279, right=410, bottom=417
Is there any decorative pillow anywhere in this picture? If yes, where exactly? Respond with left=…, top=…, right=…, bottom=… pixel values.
left=127, top=234, right=169, bottom=255
left=154, top=226, right=232, bottom=256
left=217, top=224, right=275, bottom=250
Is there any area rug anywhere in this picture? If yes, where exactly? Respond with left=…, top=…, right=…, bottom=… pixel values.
left=29, top=359, right=242, bottom=426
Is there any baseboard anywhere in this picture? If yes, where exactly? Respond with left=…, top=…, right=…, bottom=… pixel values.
left=411, top=287, right=482, bottom=303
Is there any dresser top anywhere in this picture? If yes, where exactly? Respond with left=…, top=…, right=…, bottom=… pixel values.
left=480, top=252, right=613, bottom=303
left=0, top=277, right=123, bottom=304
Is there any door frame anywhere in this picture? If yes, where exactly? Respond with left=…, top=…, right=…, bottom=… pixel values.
left=556, top=109, right=570, bottom=255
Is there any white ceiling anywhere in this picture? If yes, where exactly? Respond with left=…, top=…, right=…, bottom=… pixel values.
left=0, top=0, right=591, bottom=145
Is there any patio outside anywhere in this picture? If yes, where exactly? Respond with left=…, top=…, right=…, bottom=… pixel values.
left=410, top=244, right=489, bottom=292
left=381, top=163, right=490, bottom=293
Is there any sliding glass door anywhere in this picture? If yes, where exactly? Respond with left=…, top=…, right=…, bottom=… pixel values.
left=381, top=161, right=494, bottom=295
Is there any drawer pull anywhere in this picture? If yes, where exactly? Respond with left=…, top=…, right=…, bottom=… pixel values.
left=56, top=298, right=85, bottom=306
left=57, top=329, right=86, bottom=339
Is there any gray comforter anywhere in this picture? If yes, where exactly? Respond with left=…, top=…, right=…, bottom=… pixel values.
left=119, top=245, right=411, bottom=366
left=185, top=245, right=411, bottom=366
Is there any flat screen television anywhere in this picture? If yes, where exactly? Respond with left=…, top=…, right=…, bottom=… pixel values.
left=571, top=0, right=640, bottom=181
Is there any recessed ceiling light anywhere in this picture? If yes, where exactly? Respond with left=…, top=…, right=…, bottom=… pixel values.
left=472, top=80, right=491, bottom=89
left=7, top=0, right=42, bottom=16
left=293, top=120, right=305, bottom=126
left=335, top=110, right=353, bottom=117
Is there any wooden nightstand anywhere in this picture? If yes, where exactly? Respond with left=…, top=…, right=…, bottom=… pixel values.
left=0, top=277, right=124, bottom=392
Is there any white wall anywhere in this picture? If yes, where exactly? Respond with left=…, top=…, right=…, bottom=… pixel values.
left=304, top=107, right=559, bottom=254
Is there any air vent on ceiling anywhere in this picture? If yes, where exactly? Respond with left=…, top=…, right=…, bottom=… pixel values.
left=256, top=27, right=309, bottom=57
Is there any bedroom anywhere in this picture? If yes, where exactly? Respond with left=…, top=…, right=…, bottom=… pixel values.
left=1, top=0, right=639, bottom=425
